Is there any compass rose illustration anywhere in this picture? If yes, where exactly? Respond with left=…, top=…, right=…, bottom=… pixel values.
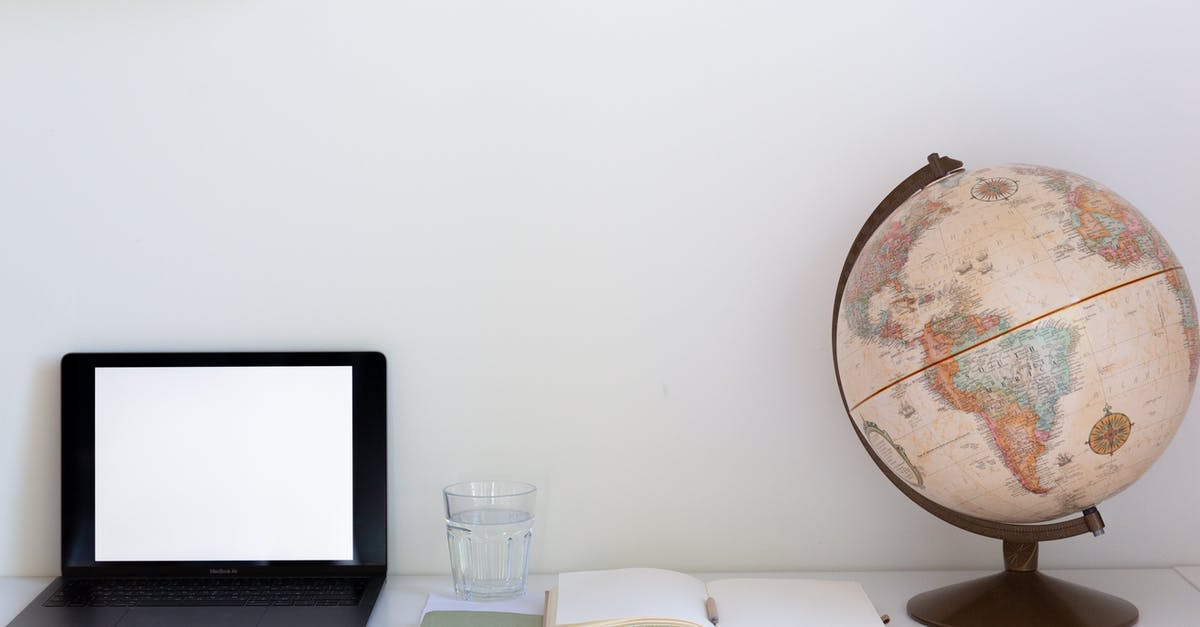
left=970, top=177, right=1018, bottom=202
left=1087, top=405, right=1133, bottom=455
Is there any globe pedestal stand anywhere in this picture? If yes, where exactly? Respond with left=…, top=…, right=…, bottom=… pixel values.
left=907, top=541, right=1138, bottom=627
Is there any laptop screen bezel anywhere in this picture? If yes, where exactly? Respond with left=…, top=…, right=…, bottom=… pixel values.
left=60, top=351, right=387, bottom=578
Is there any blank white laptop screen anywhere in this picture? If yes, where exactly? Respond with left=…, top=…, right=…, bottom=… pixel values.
left=92, top=365, right=355, bottom=562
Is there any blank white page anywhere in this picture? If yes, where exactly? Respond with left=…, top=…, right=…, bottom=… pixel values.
left=93, top=365, right=354, bottom=562
left=705, top=578, right=880, bottom=627
left=555, top=568, right=710, bottom=626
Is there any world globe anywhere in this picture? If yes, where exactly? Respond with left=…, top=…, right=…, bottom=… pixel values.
left=835, top=160, right=1197, bottom=524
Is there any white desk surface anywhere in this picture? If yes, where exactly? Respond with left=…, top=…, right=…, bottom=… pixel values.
left=4, top=569, right=1200, bottom=626
left=1176, top=566, right=1200, bottom=590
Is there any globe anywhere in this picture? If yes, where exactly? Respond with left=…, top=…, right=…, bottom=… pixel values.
left=834, top=160, right=1198, bottom=527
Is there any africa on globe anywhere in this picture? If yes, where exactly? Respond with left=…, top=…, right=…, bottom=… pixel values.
left=834, top=163, right=1197, bottom=524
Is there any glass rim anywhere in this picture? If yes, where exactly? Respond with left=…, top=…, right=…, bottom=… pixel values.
left=443, top=480, right=537, bottom=499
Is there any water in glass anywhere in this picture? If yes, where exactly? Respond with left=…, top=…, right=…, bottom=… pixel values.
left=446, top=508, right=533, bottom=601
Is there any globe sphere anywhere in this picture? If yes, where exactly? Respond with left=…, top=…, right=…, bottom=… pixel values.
left=835, top=164, right=1197, bottom=524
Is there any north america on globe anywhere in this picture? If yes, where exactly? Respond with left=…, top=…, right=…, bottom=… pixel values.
left=836, top=164, right=1198, bottom=524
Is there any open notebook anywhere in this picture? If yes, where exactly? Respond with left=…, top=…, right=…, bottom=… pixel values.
left=545, top=568, right=882, bottom=627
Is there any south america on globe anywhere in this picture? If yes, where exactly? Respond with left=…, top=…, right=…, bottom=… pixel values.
left=835, top=164, right=1197, bottom=524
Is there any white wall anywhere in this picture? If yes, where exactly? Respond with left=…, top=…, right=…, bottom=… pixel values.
left=2, top=1, right=1199, bottom=577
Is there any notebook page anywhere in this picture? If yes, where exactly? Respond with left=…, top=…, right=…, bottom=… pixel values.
left=704, top=578, right=880, bottom=627
left=555, top=568, right=711, bottom=626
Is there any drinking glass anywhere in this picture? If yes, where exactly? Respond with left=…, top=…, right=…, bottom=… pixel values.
left=443, top=480, right=536, bottom=601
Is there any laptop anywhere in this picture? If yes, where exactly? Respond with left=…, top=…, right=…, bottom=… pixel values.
left=8, top=351, right=388, bottom=627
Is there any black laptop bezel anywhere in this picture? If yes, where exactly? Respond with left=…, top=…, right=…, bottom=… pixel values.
left=60, top=351, right=387, bottom=578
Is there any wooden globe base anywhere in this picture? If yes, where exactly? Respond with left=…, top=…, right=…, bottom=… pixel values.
left=907, top=542, right=1137, bottom=627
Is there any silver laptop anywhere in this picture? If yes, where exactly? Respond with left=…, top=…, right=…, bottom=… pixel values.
left=8, top=352, right=388, bottom=627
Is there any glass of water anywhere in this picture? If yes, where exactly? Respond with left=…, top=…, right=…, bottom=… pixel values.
left=443, top=480, right=536, bottom=601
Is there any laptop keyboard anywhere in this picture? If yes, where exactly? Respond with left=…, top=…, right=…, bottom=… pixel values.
left=43, top=577, right=369, bottom=608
